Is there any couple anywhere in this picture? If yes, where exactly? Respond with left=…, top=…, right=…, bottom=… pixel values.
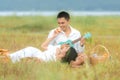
left=2, top=11, right=87, bottom=67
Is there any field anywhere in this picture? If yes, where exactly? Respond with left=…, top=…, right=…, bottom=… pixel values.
left=0, top=16, right=120, bottom=80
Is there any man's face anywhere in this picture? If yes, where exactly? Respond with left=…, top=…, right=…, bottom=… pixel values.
left=57, top=17, right=69, bottom=31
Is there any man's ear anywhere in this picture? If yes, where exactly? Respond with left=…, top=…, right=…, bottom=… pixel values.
left=67, top=19, right=70, bottom=23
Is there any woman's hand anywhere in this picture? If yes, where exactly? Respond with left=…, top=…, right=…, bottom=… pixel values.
left=70, top=53, right=88, bottom=68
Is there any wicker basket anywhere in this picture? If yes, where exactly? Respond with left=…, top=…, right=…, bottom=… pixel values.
left=89, top=45, right=110, bottom=65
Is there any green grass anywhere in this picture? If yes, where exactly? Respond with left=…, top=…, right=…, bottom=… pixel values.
left=0, top=16, right=120, bottom=80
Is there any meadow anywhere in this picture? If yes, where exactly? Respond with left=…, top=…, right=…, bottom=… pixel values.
left=0, top=16, right=120, bottom=80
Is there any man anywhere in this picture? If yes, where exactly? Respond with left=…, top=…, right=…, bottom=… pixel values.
left=41, top=11, right=84, bottom=52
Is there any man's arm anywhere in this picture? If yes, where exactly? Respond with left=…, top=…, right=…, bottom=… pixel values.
left=73, top=31, right=85, bottom=53
left=41, top=28, right=61, bottom=50
left=41, top=37, right=56, bottom=50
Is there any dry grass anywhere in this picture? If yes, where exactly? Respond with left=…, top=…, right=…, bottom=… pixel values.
left=0, top=16, right=120, bottom=80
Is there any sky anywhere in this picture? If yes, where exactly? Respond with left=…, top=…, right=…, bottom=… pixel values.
left=0, top=0, right=120, bottom=11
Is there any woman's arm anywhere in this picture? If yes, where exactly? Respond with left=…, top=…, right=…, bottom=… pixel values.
left=70, top=53, right=87, bottom=68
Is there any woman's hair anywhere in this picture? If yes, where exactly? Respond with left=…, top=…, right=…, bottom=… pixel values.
left=61, top=47, right=77, bottom=64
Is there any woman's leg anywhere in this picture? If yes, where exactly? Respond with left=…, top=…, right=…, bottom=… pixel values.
left=8, top=46, right=42, bottom=63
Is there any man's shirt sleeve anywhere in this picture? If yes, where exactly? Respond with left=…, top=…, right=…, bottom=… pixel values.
left=73, top=31, right=84, bottom=53
left=47, top=30, right=56, bottom=45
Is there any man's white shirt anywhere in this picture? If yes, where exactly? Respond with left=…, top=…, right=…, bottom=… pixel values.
left=48, top=26, right=84, bottom=53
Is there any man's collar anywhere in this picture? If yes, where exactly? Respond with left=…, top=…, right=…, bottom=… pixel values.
left=69, top=25, right=76, bottom=34
left=60, top=25, right=76, bottom=37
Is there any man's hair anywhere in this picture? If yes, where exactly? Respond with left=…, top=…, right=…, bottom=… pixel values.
left=57, top=11, right=70, bottom=21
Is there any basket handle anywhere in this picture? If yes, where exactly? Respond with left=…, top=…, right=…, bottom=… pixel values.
left=91, top=45, right=110, bottom=57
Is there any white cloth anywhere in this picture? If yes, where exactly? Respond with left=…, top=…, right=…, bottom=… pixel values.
left=9, top=46, right=60, bottom=63
left=48, top=26, right=84, bottom=53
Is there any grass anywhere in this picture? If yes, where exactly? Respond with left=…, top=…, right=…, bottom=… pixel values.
left=0, top=16, right=120, bottom=80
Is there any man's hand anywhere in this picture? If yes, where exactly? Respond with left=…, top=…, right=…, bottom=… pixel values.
left=52, top=27, right=62, bottom=38
left=80, top=37, right=85, bottom=47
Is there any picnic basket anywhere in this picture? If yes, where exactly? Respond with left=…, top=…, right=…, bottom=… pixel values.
left=89, top=45, right=110, bottom=65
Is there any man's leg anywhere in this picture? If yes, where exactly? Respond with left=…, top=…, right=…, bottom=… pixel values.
left=8, top=46, right=43, bottom=63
